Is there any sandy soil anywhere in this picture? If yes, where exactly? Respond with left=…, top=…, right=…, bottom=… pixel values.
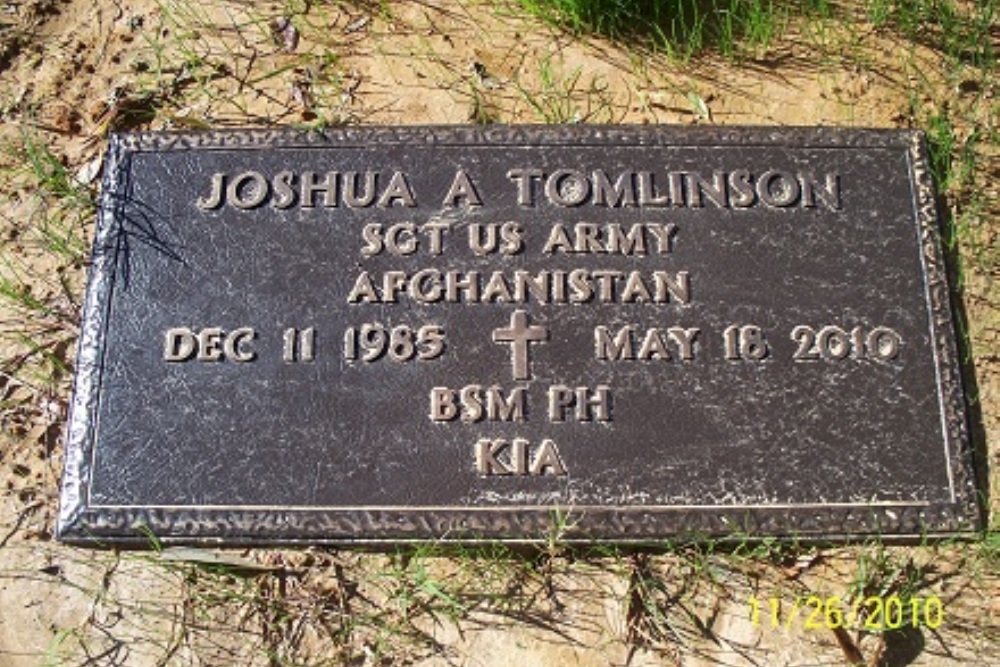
left=0, top=1, right=997, bottom=665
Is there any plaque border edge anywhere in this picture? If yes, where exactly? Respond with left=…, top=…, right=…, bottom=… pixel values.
left=55, top=126, right=984, bottom=545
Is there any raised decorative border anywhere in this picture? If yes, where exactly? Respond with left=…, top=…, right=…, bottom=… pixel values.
left=114, top=125, right=920, bottom=152
left=57, top=126, right=981, bottom=546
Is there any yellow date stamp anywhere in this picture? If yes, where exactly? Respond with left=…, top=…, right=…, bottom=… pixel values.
left=749, top=595, right=944, bottom=631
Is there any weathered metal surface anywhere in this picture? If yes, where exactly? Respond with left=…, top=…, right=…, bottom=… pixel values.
left=57, top=126, right=979, bottom=545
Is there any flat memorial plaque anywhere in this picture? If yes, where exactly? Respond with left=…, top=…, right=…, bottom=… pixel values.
left=57, top=126, right=979, bottom=545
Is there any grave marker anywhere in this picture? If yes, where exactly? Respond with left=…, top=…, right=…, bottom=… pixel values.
left=57, top=126, right=979, bottom=544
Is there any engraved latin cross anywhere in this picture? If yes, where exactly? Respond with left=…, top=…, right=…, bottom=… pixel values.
left=492, top=310, right=548, bottom=381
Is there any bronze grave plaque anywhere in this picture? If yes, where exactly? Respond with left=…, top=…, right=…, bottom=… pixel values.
left=57, top=126, right=979, bottom=544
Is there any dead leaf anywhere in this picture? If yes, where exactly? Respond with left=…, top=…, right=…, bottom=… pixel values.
left=470, top=61, right=502, bottom=90
left=7, top=386, right=33, bottom=403
left=158, top=547, right=281, bottom=573
left=343, top=15, right=369, bottom=34
left=291, top=76, right=312, bottom=111
left=25, top=422, right=49, bottom=443
left=686, top=91, right=713, bottom=122
left=866, top=634, right=886, bottom=667
left=783, top=552, right=821, bottom=579
left=74, top=153, right=103, bottom=186
left=270, top=17, right=299, bottom=53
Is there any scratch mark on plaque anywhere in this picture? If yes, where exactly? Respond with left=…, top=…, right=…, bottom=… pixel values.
left=311, top=461, right=322, bottom=503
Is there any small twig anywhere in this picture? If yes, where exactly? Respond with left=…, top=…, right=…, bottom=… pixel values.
left=832, top=626, right=866, bottom=666
left=0, top=500, right=43, bottom=548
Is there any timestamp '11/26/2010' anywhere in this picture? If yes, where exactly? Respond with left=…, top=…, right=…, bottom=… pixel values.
left=749, top=595, right=944, bottom=631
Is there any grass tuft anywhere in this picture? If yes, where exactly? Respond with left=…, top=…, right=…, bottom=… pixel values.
left=869, top=0, right=997, bottom=67
left=517, top=0, right=792, bottom=60
left=514, top=54, right=616, bottom=122
left=518, top=0, right=998, bottom=66
left=0, top=129, right=91, bottom=391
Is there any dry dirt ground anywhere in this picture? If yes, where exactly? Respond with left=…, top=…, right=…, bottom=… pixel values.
left=0, top=0, right=998, bottom=665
